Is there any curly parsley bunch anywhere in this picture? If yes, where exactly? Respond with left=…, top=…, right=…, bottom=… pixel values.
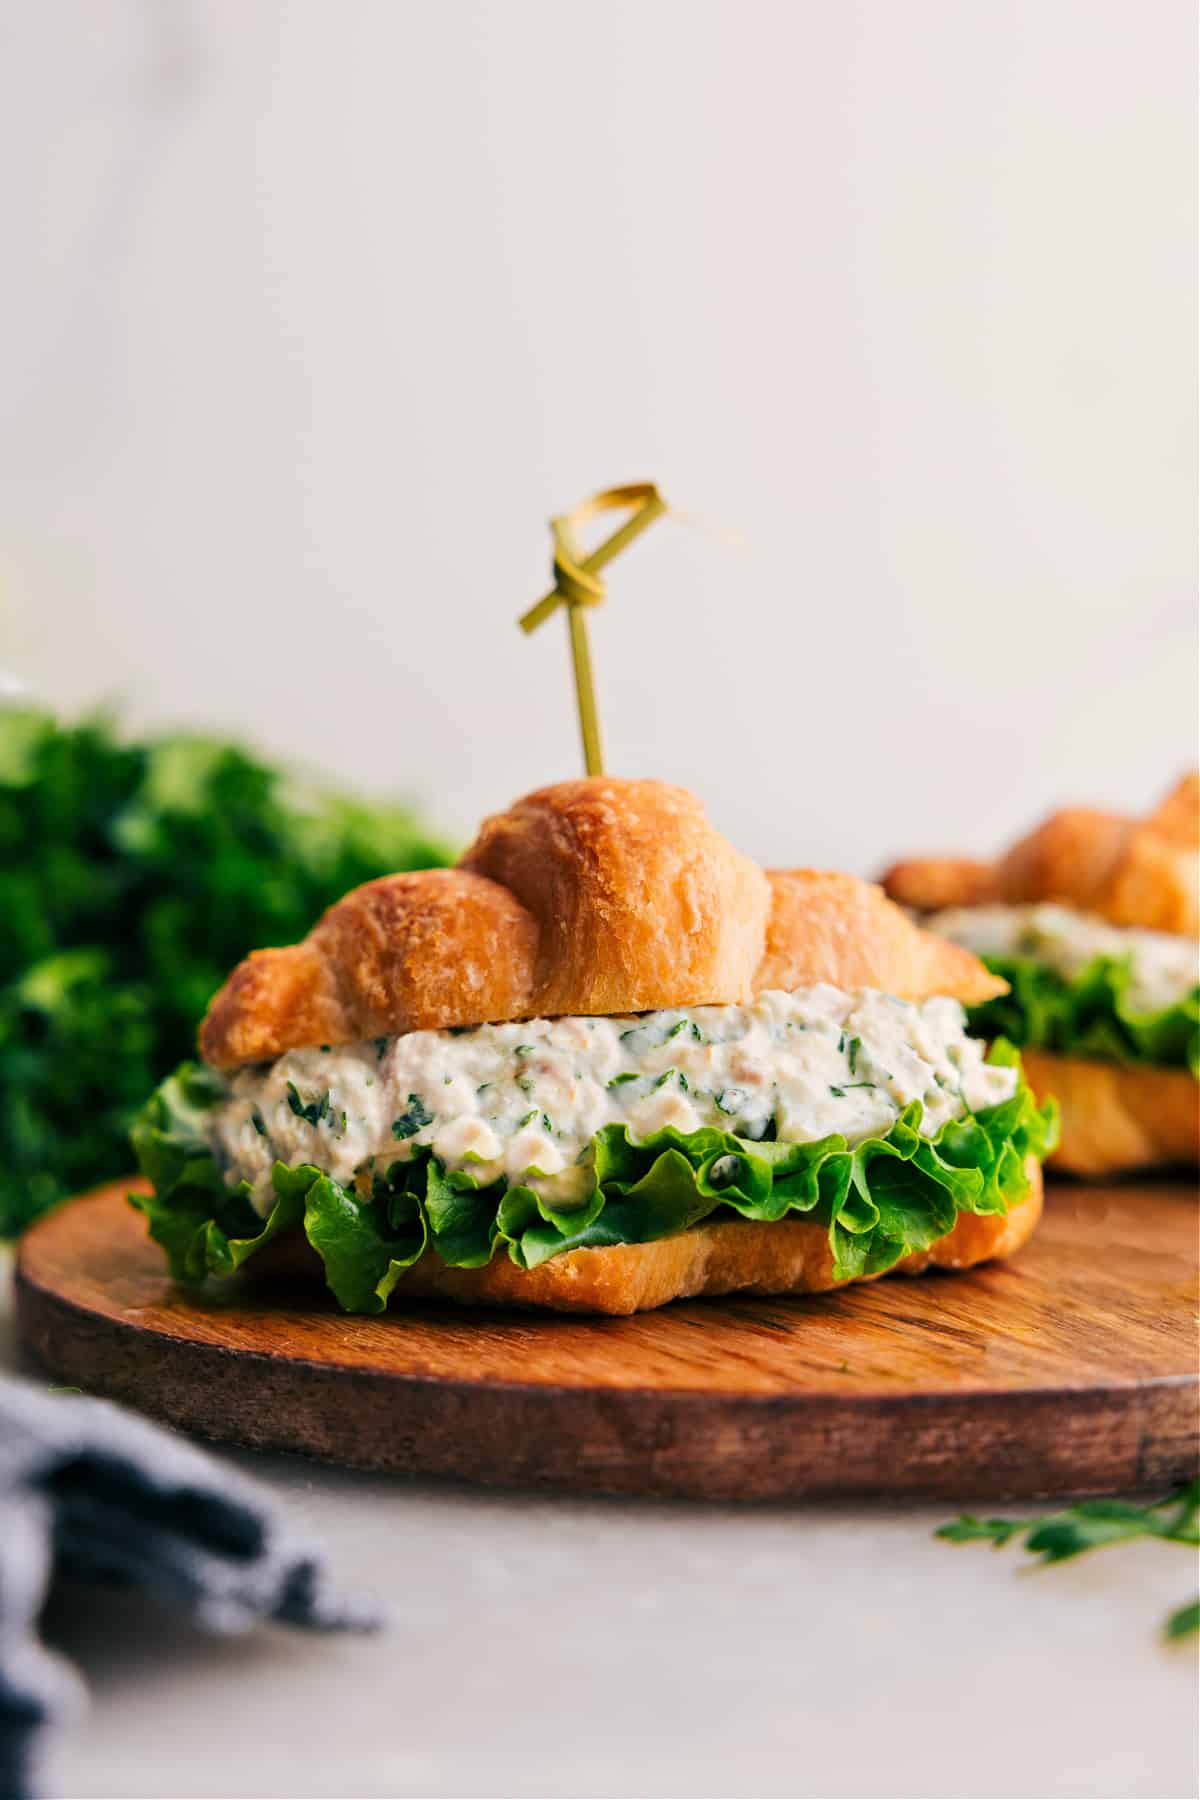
left=0, top=710, right=452, bottom=1234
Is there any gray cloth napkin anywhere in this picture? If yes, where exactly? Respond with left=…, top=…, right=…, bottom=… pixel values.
left=0, top=1374, right=378, bottom=1800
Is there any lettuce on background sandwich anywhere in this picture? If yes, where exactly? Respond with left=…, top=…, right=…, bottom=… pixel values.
left=882, top=774, right=1199, bottom=1177
left=132, top=779, right=1055, bottom=1314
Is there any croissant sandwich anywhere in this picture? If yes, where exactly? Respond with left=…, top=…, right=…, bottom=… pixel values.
left=882, top=773, right=1199, bottom=1177
left=131, top=778, right=1055, bottom=1314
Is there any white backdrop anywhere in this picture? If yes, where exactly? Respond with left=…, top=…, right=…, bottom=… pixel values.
left=1, top=0, right=1195, bottom=871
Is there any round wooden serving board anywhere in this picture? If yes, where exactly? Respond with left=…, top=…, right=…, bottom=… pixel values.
left=15, top=1179, right=1199, bottom=1502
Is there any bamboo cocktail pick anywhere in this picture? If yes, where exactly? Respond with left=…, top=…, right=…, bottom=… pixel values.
left=519, top=482, right=668, bottom=776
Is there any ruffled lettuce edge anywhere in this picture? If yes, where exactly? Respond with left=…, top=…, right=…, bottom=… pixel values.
left=129, top=1045, right=1058, bottom=1315
left=966, top=954, right=1199, bottom=1077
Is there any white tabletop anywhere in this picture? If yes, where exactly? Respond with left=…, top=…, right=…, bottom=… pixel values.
left=3, top=1254, right=1195, bottom=1800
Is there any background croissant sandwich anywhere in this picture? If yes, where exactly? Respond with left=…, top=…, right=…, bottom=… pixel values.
left=882, top=774, right=1199, bottom=1177
left=131, top=778, right=1055, bottom=1315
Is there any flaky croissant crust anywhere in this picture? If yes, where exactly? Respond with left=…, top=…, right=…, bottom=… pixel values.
left=881, top=772, right=1199, bottom=937
left=200, top=778, right=1004, bottom=1070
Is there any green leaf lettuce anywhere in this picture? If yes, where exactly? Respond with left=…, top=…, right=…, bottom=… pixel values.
left=965, top=954, right=1199, bottom=1076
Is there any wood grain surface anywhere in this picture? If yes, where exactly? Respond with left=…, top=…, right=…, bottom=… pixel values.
left=15, top=1178, right=1200, bottom=1501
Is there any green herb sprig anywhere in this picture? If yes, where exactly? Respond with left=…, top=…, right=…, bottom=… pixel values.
left=937, top=1481, right=1200, bottom=1640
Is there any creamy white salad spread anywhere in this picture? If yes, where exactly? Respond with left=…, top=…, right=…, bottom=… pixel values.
left=206, top=984, right=1018, bottom=1218
left=929, top=903, right=1200, bottom=1017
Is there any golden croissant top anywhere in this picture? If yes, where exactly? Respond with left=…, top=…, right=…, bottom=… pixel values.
left=881, top=772, right=1199, bottom=936
left=200, top=776, right=1004, bottom=1069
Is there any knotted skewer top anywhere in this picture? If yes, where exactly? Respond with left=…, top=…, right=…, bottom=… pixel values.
left=518, top=483, right=668, bottom=775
